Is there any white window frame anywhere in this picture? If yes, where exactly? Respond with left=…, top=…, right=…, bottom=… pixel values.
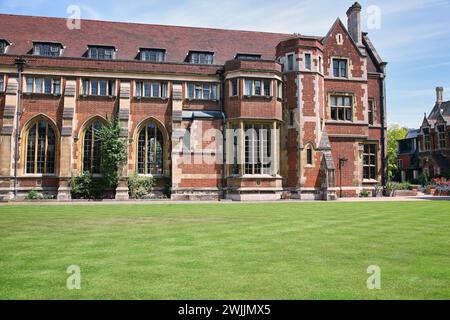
left=135, top=80, right=168, bottom=98
left=26, top=76, right=61, bottom=95
left=0, top=40, right=9, bottom=54
left=140, top=49, right=166, bottom=62
left=82, top=79, right=117, bottom=97
left=189, top=52, right=214, bottom=64
left=230, top=78, right=239, bottom=97
left=33, top=43, right=62, bottom=57
left=88, top=46, right=116, bottom=60
left=304, top=53, right=312, bottom=70
left=186, top=82, right=218, bottom=100
left=243, top=79, right=272, bottom=97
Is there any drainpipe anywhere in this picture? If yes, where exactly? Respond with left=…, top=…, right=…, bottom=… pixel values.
left=380, top=62, right=388, bottom=187
left=13, top=57, right=27, bottom=199
left=217, top=69, right=226, bottom=200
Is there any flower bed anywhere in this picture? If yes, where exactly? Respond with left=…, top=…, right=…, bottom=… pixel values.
left=433, top=178, right=450, bottom=196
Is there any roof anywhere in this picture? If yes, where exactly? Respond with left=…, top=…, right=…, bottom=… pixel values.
left=405, top=129, right=420, bottom=140
left=0, top=13, right=292, bottom=65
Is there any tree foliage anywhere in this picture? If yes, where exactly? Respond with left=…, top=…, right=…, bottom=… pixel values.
left=96, top=115, right=128, bottom=189
left=387, top=124, right=409, bottom=181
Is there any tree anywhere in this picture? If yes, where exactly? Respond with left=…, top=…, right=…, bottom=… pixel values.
left=96, top=115, right=128, bottom=189
left=387, top=125, right=409, bottom=181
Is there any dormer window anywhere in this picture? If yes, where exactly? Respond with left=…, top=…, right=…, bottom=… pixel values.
left=140, top=49, right=165, bottom=62
left=88, top=46, right=115, bottom=60
left=188, top=51, right=214, bottom=64
left=236, top=54, right=261, bottom=61
left=0, top=40, right=9, bottom=54
left=33, top=42, right=62, bottom=57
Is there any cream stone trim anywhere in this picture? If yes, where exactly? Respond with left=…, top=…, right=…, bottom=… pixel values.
left=225, top=71, right=282, bottom=81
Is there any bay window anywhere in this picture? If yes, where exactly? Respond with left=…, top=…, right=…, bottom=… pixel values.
left=245, top=124, right=271, bottom=175
left=244, top=79, right=272, bottom=97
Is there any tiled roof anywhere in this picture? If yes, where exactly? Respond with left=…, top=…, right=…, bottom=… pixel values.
left=0, top=13, right=292, bottom=65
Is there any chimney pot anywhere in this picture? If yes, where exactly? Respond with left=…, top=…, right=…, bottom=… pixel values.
left=436, top=87, right=444, bottom=103
left=347, top=2, right=362, bottom=46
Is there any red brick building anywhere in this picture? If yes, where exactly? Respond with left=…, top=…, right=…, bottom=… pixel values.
left=0, top=2, right=387, bottom=201
left=418, top=87, right=450, bottom=177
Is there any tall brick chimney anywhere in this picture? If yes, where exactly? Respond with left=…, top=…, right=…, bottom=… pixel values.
left=436, top=86, right=444, bottom=103
left=346, top=2, right=362, bottom=46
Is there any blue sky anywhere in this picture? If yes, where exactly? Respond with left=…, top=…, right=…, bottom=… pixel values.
left=1, top=0, right=450, bottom=128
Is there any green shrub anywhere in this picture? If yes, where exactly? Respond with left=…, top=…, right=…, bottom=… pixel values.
left=359, top=191, right=370, bottom=198
left=26, top=189, right=42, bottom=200
left=128, top=174, right=155, bottom=199
left=70, top=172, right=105, bottom=199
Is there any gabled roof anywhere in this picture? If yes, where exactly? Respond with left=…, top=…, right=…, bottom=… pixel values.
left=321, top=18, right=366, bottom=58
left=0, top=13, right=292, bottom=64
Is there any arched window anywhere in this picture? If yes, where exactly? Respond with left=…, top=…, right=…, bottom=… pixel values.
left=26, top=119, right=56, bottom=174
left=307, top=146, right=313, bottom=165
left=83, top=120, right=103, bottom=174
left=137, top=122, right=164, bottom=175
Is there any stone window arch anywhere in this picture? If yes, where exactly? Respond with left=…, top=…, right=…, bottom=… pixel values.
left=80, top=117, right=106, bottom=174
left=23, top=115, right=58, bottom=175
left=135, top=119, right=168, bottom=175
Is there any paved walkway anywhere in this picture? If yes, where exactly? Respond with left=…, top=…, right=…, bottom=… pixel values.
left=1, top=196, right=449, bottom=206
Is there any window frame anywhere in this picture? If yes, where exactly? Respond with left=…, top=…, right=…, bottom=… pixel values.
left=25, top=76, right=61, bottom=95
left=304, top=53, right=312, bottom=70
left=244, top=123, right=272, bottom=175
left=140, top=49, right=166, bottom=62
left=287, top=54, right=294, bottom=71
left=82, top=79, right=116, bottom=97
left=135, top=80, right=168, bottom=98
left=137, top=122, right=165, bottom=176
left=329, top=94, right=353, bottom=122
left=368, top=98, right=375, bottom=125
left=0, top=40, right=9, bottom=54
left=423, top=128, right=431, bottom=151
left=189, top=51, right=214, bottom=65
left=306, top=146, right=313, bottom=166
left=0, top=74, right=4, bottom=92
left=363, top=143, right=377, bottom=180
left=235, top=54, right=262, bottom=61
left=33, top=42, right=62, bottom=57
left=438, top=125, right=446, bottom=149
left=243, top=79, right=272, bottom=97
left=186, top=82, right=218, bottom=100
left=332, top=58, right=348, bottom=78
left=230, top=78, right=239, bottom=97
left=88, top=46, right=116, bottom=60
left=82, top=120, right=104, bottom=175
left=25, top=119, right=57, bottom=175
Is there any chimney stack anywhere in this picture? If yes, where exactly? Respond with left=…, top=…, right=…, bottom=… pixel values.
left=436, top=87, right=444, bottom=103
left=347, top=2, right=362, bottom=46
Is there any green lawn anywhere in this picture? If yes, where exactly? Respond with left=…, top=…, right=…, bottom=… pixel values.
left=0, top=201, right=449, bottom=300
